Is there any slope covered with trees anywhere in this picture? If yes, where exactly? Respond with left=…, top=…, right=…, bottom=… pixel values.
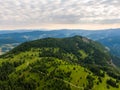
left=0, top=36, right=120, bottom=90
left=1, top=29, right=120, bottom=68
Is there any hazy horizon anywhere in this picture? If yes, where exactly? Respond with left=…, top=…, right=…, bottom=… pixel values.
left=0, top=27, right=120, bottom=31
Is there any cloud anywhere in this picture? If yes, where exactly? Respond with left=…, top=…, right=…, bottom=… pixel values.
left=0, top=0, right=120, bottom=28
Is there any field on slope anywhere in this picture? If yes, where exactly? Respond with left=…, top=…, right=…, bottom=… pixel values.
left=0, top=48, right=119, bottom=90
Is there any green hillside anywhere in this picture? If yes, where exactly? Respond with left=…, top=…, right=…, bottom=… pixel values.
left=0, top=36, right=120, bottom=90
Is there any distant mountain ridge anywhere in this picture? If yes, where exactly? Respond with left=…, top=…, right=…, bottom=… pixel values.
left=0, top=30, right=34, bottom=34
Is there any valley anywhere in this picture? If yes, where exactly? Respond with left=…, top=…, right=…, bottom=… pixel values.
left=0, top=43, right=19, bottom=54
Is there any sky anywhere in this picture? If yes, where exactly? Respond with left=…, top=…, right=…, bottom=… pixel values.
left=0, top=0, right=120, bottom=30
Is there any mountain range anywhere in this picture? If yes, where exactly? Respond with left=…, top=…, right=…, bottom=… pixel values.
left=0, top=28, right=120, bottom=67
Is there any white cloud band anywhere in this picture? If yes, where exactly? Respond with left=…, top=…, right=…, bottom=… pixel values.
left=0, top=0, right=120, bottom=27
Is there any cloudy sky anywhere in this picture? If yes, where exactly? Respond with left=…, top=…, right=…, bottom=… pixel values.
left=0, top=0, right=120, bottom=30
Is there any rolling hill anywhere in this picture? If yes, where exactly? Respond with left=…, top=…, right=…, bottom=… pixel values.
left=0, top=29, right=120, bottom=58
left=0, top=36, right=120, bottom=90
left=1, top=29, right=120, bottom=68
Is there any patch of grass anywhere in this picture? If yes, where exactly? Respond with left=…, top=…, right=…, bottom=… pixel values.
left=78, top=50, right=88, bottom=60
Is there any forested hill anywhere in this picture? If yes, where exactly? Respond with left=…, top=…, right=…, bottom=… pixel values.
left=1, top=29, right=120, bottom=59
left=0, top=36, right=120, bottom=90
left=4, top=36, right=111, bottom=66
